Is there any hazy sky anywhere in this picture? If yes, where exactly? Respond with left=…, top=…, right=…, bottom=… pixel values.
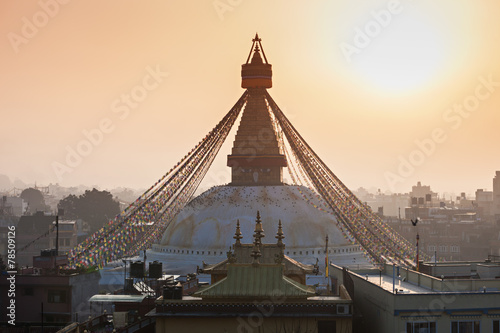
left=1, top=0, right=499, bottom=196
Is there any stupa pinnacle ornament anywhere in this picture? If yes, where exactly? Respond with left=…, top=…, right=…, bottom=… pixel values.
left=233, top=219, right=243, bottom=246
left=241, top=33, right=272, bottom=89
left=276, top=219, right=285, bottom=247
left=253, top=211, right=265, bottom=245
left=251, top=211, right=265, bottom=265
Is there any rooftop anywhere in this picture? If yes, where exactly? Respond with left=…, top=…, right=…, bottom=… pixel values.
left=343, top=262, right=500, bottom=295
left=195, top=264, right=316, bottom=299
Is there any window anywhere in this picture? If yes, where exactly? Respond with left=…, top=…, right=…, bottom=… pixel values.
left=406, top=321, right=436, bottom=333
left=493, top=320, right=499, bottom=333
left=318, top=320, right=336, bottom=333
left=59, top=224, right=73, bottom=231
left=439, top=245, right=447, bottom=253
left=450, top=245, right=460, bottom=253
left=48, top=290, right=67, bottom=303
left=428, top=245, right=436, bottom=252
left=451, top=321, right=480, bottom=333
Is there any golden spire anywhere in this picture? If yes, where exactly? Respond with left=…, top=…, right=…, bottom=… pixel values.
left=251, top=211, right=265, bottom=265
left=253, top=211, right=265, bottom=244
left=233, top=219, right=243, bottom=246
left=276, top=219, right=285, bottom=247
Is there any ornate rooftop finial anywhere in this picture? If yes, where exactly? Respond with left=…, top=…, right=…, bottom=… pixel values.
left=251, top=211, right=265, bottom=265
left=233, top=219, right=242, bottom=245
left=276, top=219, right=285, bottom=247
left=253, top=211, right=265, bottom=245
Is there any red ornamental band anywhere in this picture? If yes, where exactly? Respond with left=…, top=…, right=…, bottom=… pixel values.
left=227, top=154, right=287, bottom=167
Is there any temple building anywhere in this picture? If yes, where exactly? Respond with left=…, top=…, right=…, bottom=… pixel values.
left=197, top=212, right=319, bottom=285
left=148, top=213, right=353, bottom=333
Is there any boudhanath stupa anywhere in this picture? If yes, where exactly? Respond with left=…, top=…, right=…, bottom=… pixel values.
left=73, top=35, right=419, bottom=286
left=146, top=35, right=366, bottom=273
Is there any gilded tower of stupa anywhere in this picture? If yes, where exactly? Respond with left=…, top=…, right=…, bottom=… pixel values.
left=227, top=34, right=287, bottom=185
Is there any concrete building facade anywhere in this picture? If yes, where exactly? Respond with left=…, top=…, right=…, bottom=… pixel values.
left=331, top=262, right=500, bottom=333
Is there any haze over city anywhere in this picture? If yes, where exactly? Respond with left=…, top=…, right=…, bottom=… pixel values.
left=1, top=1, right=500, bottom=195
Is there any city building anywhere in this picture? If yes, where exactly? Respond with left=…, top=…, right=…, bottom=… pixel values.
left=386, top=215, right=499, bottom=261
left=1, top=196, right=27, bottom=216
left=410, top=181, right=440, bottom=208
left=388, top=179, right=500, bottom=262
left=355, top=189, right=409, bottom=219
left=494, top=171, right=500, bottom=221
left=48, top=220, right=90, bottom=254
left=0, top=251, right=100, bottom=325
left=16, top=212, right=56, bottom=267
left=475, top=189, right=494, bottom=220
left=331, top=261, right=500, bottom=333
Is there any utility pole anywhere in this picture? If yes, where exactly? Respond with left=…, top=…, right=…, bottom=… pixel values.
left=55, top=208, right=64, bottom=255
left=411, top=217, right=420, bottom=271
left=325, top=235, right=329, bottom=293
left=122, top=259, right=128, bottom=293
left=416, top=232, right=420, bottom=272
left=55, top=215, right=59, bottom=255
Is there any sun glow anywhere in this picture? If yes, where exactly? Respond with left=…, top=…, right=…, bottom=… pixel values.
left=349, top=7, right=448, bottom=93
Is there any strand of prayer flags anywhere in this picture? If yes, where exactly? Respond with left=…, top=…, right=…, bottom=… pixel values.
left=66, top=92, right=248, bottom=269
left=266, top=90, right=428, bottom=268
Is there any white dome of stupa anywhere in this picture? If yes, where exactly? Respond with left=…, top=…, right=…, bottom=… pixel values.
left=148, top=185, right=367, bottom=274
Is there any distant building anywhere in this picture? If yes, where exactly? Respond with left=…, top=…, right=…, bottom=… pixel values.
left=0, top=196, right=27, bottom=216
left=386, top=215, right=498, bottom=261
left=389, top=176, right=500, bottom=261
left=410, top=181, right=439, bottom=208
left=16, top=212, right=55, bottom=266
left=331, top=260, right=500, bottom=333
left=494, top=171, right=500, bottom=221
left=475, top=189, right=494, bottom=220
left=149, top=212, right=353, bottom=333
left=48, top=220, right=90, bottom=254
left=355, top=188, right=410, bottom=219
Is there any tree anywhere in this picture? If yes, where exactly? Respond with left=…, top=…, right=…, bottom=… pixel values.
left=57, top=194, right=79, bottom=219
left=58, top=188, right=120, bottom=232
left=20, top=188, right=47, bottom=214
